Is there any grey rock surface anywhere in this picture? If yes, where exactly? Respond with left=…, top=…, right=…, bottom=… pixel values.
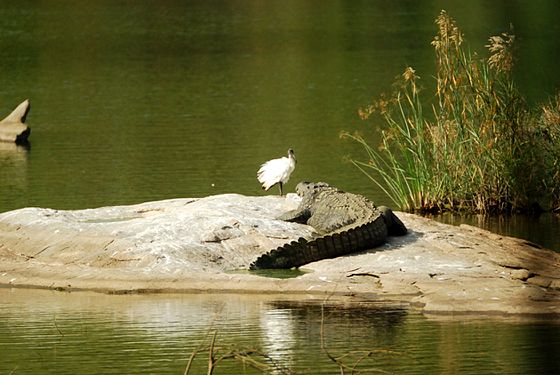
left=0, top=194, right=313, bottom=272
left=1, top=194, right=559, bottom=316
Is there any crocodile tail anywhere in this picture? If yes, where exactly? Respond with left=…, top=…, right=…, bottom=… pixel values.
left=249, top=238, right=309, bottom=269
left=249, top=218, right=388, bottom=269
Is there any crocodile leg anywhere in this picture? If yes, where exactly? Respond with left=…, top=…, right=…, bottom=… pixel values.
left=379, top=206, right=407, bottom=236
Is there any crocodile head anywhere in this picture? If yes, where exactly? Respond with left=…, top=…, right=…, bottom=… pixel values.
left=295, top=181, right=331, bottom=197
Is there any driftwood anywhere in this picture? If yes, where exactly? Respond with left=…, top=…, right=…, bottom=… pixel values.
left=0, top=100, right=30, bottom=143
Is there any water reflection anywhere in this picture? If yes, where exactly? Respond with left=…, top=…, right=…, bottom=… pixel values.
left=0, top=142, right=29, bottom=208
left=430, top=212, right=560, bottom=252
left=0, top=288, right=559, bottom=374
left=267, top=300, right=409, bottom=372
left=259, top=307, right=296, bottom=371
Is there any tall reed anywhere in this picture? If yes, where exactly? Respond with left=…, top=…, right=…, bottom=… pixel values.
left=344, top=10, right=559, bottom=213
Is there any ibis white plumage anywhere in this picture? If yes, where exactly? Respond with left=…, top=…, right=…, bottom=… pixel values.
left=257, top=149, right=296, bottom=196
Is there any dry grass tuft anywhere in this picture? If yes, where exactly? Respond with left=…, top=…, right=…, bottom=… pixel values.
left=344, top=10, right=560, bottom=213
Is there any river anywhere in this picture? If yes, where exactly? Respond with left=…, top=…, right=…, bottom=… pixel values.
left=0, top=1, right=559, bottom=373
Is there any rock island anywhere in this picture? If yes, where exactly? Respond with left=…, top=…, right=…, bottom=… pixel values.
left=0, top=192, right=559, bottom=316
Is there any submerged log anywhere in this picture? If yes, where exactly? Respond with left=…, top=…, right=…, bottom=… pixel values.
left=0, top=100, right=31, bottom=143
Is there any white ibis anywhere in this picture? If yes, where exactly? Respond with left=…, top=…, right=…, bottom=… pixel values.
left=257, top=149, right=296, bottom=196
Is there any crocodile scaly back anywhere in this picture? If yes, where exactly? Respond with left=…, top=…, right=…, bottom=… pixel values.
left=250, top=182, right=406, bottom=269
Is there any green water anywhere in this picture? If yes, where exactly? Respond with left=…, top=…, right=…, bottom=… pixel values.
left=1, top=288, right=559, bottom=375
left=0, top=1, right=559, bottom=206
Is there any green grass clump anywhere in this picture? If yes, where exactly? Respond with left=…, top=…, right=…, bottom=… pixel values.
left=343, top=10, right=560, bottom=213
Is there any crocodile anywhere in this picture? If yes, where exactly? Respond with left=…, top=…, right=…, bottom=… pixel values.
left=250, top=181, right=407, bottom=269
